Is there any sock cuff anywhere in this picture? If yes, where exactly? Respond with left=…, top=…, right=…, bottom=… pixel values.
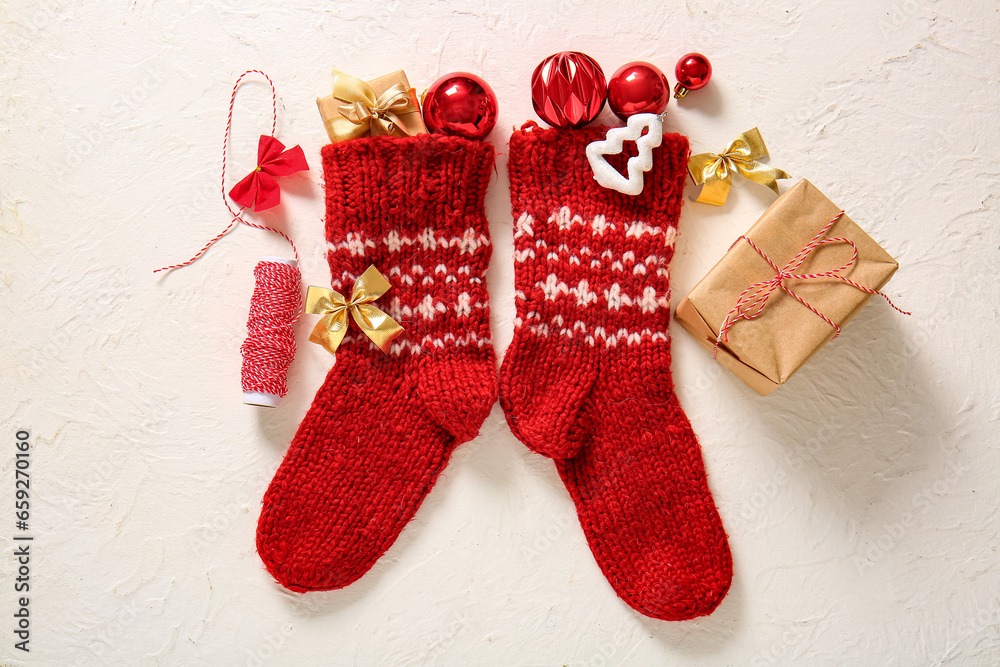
left=508, top=124, right=689, bottom=229
left=322, top=134, right=495, bottom=243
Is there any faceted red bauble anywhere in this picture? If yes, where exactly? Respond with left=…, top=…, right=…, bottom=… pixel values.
left=422, top=72, right=499, bottom=140
left=531, top=51, right=607, bottom=129
left=673, top=53, right=712, bottom=99
left=607, top=61, right=670, bottom=120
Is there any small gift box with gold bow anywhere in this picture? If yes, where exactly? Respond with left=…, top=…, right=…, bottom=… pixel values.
left=317, top=69, right=427, bottom=144
left=675, top=179, right=906, bottom=395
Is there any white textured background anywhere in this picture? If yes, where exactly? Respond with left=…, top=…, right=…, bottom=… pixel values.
left=2, top=0, right=999, bottom=664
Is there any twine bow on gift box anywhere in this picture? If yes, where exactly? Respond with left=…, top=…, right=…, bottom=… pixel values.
left=306, top=265, right=404, bottom=355
left=326, top=69, right=421, bottom=143
left=714, top=210, right=909, bottom=357
left=688, top=127, right=791, bottom=206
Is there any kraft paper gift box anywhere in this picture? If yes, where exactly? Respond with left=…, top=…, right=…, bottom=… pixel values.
left=317, top=69, right=427, bottom=144
left=674, top=179, right=900, bottom=395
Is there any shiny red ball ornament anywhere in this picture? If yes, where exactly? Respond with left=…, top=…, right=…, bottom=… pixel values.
left=531, top=51, right=607, bottom=129
left=674, top=53, right=712, bottom=99
left=607, top=61, right=670, bottom=120
left=421, top=72, right=499, bottom=140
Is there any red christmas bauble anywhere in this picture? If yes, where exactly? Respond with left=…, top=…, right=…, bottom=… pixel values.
left=607, top=61, right=670, bottom=120
left=530, top=51, right=607, bottom=129
left=422, top=72, right=498, bottom=140
left=674, top=53, right=712, bottom=99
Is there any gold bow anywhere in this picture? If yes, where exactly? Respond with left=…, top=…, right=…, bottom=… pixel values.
left=326, top=69, right=420, bottom=143
left=305, top=266, right=404, bottom=355
left=688, top=128, right=791, bottom=206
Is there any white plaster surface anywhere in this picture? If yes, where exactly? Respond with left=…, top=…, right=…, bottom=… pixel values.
left=2, top=0, right=999, bottom=664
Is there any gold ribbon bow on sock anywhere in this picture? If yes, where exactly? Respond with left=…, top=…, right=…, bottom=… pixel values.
left=305, top=265, right=404, bottom=355
left=687, top=127, right=791, bottom=206
left=326, top=69, right=421, bottom=143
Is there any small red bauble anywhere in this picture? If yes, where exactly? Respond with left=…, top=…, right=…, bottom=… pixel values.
left=422, top=72, right=499, bottom=140
left=607, top=61, right=670, bottom=120
left=674, top=53, right=712, bottom=99
left=531, top=51, right=607, bottom=129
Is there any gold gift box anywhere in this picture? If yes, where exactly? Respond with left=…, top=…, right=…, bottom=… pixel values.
left=316, top=69, right=427, bottom=144
left=675, top=179, right=900, bottom=395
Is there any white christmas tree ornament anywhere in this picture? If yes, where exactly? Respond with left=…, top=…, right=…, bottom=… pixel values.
left=585, top=113, right=664, bottom=196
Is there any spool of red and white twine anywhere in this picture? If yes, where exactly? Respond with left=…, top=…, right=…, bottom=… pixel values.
left=241, top=257, right=301, bottom=407
left=154, top=70, right=303, bottom=407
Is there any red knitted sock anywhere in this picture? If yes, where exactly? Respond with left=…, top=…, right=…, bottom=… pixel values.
left=257, top=134, right=496, bottom=592
left=499, top=124, right=732, bottom=620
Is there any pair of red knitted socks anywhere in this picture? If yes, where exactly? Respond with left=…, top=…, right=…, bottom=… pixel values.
left=256, top=128, right=732, bottom=620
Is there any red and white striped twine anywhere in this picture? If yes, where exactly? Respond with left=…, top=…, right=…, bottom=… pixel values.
left=241, top=259, right=301, bottom=401
left=715, top=210, right=909, bottom=356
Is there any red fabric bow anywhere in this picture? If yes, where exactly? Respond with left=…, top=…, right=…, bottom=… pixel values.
left=228, top=135, right=308, bottom=212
